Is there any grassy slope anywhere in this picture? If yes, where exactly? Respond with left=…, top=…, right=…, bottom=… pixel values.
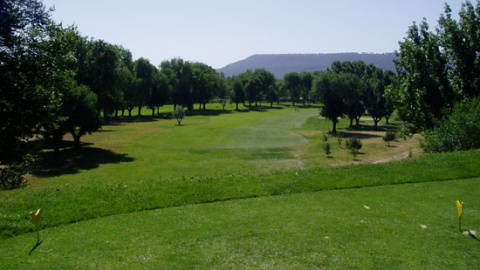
left=2, top=177, right=479, bottom=269
left=1, top=104, right=480, bottom=268
left=1, top=149, right=479, bottom=240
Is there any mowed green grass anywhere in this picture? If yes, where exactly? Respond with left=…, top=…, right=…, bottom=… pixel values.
left=2, top=177, right=480, bottom=269
left=2, top=104, right=480, bottom=268
left=30, top=104, right=318, bottom=188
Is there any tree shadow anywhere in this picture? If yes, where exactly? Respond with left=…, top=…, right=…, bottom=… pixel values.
left=187, top=109, right=233, bottom=116
left=105, top=115, right=158, bottom=125
left=31, top=145, right=135, bottom=178
left=346, top=124, right=398, bottom=133
left=336, top=131, right=382, bottom=139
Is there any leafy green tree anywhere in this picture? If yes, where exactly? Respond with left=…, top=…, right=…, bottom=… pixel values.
left=114, top=46, right=134, bottom=117
left=64, top=86, right=100, bottom=150
left=314, top=72, right=353, bottom=134
left=383, top=131, right=397, bottom=146
left=191, top=62, right=217, bottom=110
left=363, top=69, right=395, bottom=130
left=149, top=71, right=169, bottom=116
left=38, top=24, right=95, bottom=155
left=216, top=73, right=230, bottom=110
left=264, top=84, right=279, bottom=108
left=172, top=106, right=185, bottom=125
left=439, top=2, right=480, bottom=98
left=341, top=74, right=363, bottom=127
left=76, top=39, right=122, bottom=119
left=330, top=61, right=371, bottom=127
left=323, top=143, right=331, bottom=157
left=161, top=58, right=194, bottom=110
left=231, top=79, right=245, bottom=110
left=346, top=137, right=362, bottom=160
left=423, top=98, right=480, bottom=152
left=254, top=69, right=276, bottom=107
left=133, top=58, right=156, bottom=116
left=284, top=72, right=302, bottom=106
left=300, top=72, right=313, bottom=105
left=393, top=20, right=454, bottom=133
left=0, top=0, right=54, bottom=164
left=245, top=78, right=260, bottom=107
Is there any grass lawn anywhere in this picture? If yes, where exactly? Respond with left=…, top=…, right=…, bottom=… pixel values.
left=2, top=177, right=479, bottom=269
left=1, top=103, right=479, bottom=268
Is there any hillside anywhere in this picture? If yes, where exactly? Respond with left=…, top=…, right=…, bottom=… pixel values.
left=217, top=53, right=397, bottom=78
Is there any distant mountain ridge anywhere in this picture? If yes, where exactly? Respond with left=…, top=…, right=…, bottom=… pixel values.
left=217, top=53, right=397, bottom=78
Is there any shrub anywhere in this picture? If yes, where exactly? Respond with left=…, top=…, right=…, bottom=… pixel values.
left=337, top=135, right=343, bottom=147
left=383, top=131, right=397, bottom=146
left=346, top=137, right=362, bottom=160
left=0, top=162, right=29, bottom=190
left=172, top=106, right=185, bottom=125
left=323, top=143, right=331, bottom=157
left=423, top=98, right=480, bottom=153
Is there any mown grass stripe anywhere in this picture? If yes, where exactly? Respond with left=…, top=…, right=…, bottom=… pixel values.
left=1, top=149, right=479, bottom=240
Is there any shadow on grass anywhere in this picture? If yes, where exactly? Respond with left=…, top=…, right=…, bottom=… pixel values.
left=337, top=131, right=382, bottom=139
left=104, top=115, right=159, bottom=126
left=283, top=104, right=321, bottom=109
left=187, top=109, right=233, bottom=116
left=29, top=241, right=42, bottom=255
left=32, top=145, right=135, bottom=178
left=345, top=124, right=399, bottom=133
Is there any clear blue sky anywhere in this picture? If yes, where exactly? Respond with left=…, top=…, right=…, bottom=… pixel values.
left=42, top=0, right=465, bottom=68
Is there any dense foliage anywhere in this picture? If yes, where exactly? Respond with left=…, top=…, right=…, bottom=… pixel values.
left=391, top=1, right=480, bottom=152
left=392, top=1, right=480, bottom=133
left=422, top=98, right=480, bottom=152
left=313, top=61, right=394, bottom=133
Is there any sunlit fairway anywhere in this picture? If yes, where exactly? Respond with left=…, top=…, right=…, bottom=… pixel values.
left=27, top=103, right=418, bottom=188
left=2, top=103, right=479, bottom=268
left=28, top=104, right=318, bottom=188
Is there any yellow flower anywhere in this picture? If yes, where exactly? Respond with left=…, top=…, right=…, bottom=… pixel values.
left=456, top=200, right=464, bottom=217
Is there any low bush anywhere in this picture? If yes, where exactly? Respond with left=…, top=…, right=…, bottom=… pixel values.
left=423, top=98, right=480, bottom=152
left=0, top=162, right=29, bottom=190
left=346, top=137, right=362, bottom=160
left=383, top=131, right=397, bottom=146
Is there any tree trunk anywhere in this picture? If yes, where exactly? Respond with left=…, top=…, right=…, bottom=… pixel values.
left=199, top=104, right=202, bottom=110
left=385, top=116, right=390, bottom=124
left=121, top=110, right=125, bottom=117
left=70, top=130, right=82, bottom=150
left=349, top=117, right=354, bottom=128
left=203, top=103, right=206, bottom=110
left=355, top=117, right=360, bottom=126
left=236, top=102, right=239, bottom=111
left=138, top=106, right=142, bottom=116
left=374, top=119, right=379, bottom=130
left=128, top=109, right=132, bottom=117
left=152, top=108, right=155, bottom=117
left=332, top=120, right=337, bottom=134
left=53, top=133, right=62, bottom=158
